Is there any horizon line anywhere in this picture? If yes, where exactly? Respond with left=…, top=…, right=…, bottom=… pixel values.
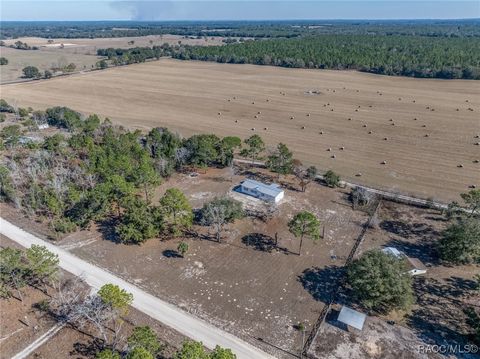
left=1, top=18, right=479, bottom=22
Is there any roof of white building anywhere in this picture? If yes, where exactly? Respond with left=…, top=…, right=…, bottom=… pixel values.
left=241, top=179, right=283, bottom=197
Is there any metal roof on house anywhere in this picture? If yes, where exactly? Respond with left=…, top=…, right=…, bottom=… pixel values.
left=241, top=179, right=283, bottom=197
left=338, top=306, right=367, bottom=331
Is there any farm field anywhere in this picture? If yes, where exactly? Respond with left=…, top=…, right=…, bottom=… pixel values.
left=0, top=35, right=229, bottom=83
left=1, top=59, right=478, bottom=202
left=1, top=35, right=228, bottom=56
left=0, top=46, right=100, bottom=83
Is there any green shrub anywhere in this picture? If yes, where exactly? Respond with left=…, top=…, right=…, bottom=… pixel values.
left=51, top=218, right=77, bottom=234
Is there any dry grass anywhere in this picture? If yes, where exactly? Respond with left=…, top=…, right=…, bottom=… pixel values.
left=1, top=59, right=478, bottom=202
left=0, top=35, right=230, bottom=83
left=0, top=47, right=100, bottom=83
left=2, top=35, right=229, bottom=55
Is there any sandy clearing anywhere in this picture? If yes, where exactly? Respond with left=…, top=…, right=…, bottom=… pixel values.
left=1, top=59, right=478, bottom=202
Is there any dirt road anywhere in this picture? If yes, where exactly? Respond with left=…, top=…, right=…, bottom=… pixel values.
left=0, top=218, right=275, bottom=359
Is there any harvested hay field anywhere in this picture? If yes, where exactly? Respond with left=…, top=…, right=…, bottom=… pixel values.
left=1, top=35, right=228, bottom=55
left=1, top=59, right=478, bottom=202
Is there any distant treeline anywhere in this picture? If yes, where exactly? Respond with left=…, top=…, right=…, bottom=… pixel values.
left=170, top=35, right=480, bottom=79
left=96, top=45, right=174, bottom=65
left=2, top=20, right=480, bottom=40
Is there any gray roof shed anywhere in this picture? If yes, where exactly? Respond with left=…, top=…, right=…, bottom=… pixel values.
left=338, top=306, right=367, bottom=331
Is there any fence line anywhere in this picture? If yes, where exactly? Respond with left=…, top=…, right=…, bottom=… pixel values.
left=301, top=200, right=382, bottom=358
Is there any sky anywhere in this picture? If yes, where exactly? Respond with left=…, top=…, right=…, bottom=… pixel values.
left=1, top=0, right=479, bottom=21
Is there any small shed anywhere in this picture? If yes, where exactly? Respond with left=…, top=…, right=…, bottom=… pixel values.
left=406, top=257, right=427, bottom=276
left=338, top=306, right=366, bottom=331
left=239, top=179, right=284, bottom=203
left=382, top=247, right=427, bottom=276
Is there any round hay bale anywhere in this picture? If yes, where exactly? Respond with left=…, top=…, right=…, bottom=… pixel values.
left=473, top=159, right=479, bottom=163
left=475, top=142, right=480, bottom=146
left=389, top=119, right=393, bottom=122
left=384, top=137, right=388, bottom=141
left=456, top=108, right=460, bottom=111
left=307, top=113, right=310, bottom=117
left=258, top=111, right=261, bottom=114
left=422, top=124, right=427, bottom=127
left=218, top=112, right=222, bottom=115
left=290, top=116, right=295, bottom=120
left=457, top=164, right=464, bottom=168
left=356, top=173, right=362, bottom=177
left=413, top=118, right=417, bottom=120
left=251, top=127, right=255, bottom=131
left=391, top=123, right=395, bottom=126
left=301, top=126, right=305, bottom=129
left=319, top=131, right=324, bottom=135
left=331, top=155, right=336, bottom=159
left=340, top=146, right=345, bottom=150
left=381, top=160, right=387, bottom=165
left=475, top=135, right=479, bottom=138
left=327, top=148, right=332, bottom=151
left=363, top=124, right=367, bottom=127
left=264, top=127, right=268, bottom=130
left=235, top=120, right=238, bottom=123
left=355, top=109, right=358, bottom=112
left=424, top=134, right=429, bottom=137
left=254, top=115, right=258, bottom=119
left=368, top=131, right=373, bottom=134
left=331, top=109, right=334, bottom=111
left=252, top=101, right=255, bottom=105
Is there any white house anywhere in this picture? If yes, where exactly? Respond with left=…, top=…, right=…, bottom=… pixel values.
left=238, top=179, right=284, bottom=203
left=382, top=246, right=427, bottom=276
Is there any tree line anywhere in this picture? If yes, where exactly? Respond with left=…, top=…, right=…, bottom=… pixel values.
left=2, top=20, right=480, bottom=40
left=170, top=34, right=480, bottom=79
left=94, top=34, right=480, bottom=79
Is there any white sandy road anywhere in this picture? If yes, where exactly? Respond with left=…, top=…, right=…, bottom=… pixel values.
left=0, top=218, right=275, bottom=359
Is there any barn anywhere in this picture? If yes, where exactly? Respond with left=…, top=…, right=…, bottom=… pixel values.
left=238, top=179, right=284, bottom=203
